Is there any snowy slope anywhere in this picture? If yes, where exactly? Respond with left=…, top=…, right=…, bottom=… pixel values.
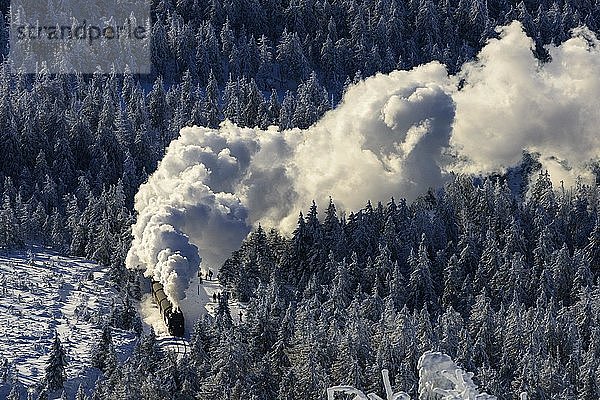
left=181, top=273, right=246, bottom=330
left=0, top=247, right=137, bottom=394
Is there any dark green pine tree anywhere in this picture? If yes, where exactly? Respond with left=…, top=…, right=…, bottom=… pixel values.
left=76, top=384, right=89, bottom=400
left=90, top=324, right=117, bottom=376
left=44, top=331, right=68, bottom=392
left=408, top=235, right=436, bottom=311
left=215, top=291, right=233, bottom=331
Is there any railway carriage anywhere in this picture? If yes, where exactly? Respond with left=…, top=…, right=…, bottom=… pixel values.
left=151, top=280, right=184, bottom=337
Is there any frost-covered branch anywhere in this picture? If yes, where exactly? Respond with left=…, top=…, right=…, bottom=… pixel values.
left=328, top=352, right=528, bottom=400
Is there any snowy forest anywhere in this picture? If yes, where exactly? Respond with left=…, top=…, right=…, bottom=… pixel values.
left=1, top=0, right=600, bottom=399
left=1, top=0, right=600, bottom=261
left=216, top=172, right=600, bottom=399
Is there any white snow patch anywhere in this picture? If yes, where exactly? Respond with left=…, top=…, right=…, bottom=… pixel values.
left=179, top=274, right=246, bottom=336
left=0, top=247, right=136, bottom=392
left=417, top=352, right=496, bottom=399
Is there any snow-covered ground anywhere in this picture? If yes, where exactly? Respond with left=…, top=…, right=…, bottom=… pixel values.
left=0, top=247, right=137, bottom=394
left=181, top=273, right=246, bottom=330
left=0, top=248, right=526, bottom=400
left=0, top=248, right=245, bottom=397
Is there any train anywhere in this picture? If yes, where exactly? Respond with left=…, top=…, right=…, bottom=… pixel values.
left=151, top=280, right=185, bottom=337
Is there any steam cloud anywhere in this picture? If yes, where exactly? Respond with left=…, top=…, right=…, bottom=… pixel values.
left=453, top=22, right=600, bottom=184
left=127, top=22, right=600, bottom=310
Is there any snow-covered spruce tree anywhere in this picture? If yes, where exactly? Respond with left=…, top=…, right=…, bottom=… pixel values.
left=7, top=383, right=21, bottom=400
left=90, top=324, right=117, bottom=376
left=203, top=70, right=222, bottom=128
left=278, top=90, right=297, bottom=131
left=75, top=384, right=88, bottom=400
left=44, top=331, right=67, bottom=392
left=408, top=236, right=436, bottom=311
left=215, top=291, right=233, bottom=331
left=0, top=193, right=22, bottom=249
left=292, top=72, right=330, bottom=129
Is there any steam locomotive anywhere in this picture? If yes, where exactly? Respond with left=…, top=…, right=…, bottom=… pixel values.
left=151, top=281, right=185, bottom=337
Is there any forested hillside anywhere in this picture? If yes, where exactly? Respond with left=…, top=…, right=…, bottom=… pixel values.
left=91, top=172, right=600, bottom=399
left=1, top=0, right=600, bottom=262
left=217, top=172, right=600, bottom=399
left=2, top=0, right=600, bottom=399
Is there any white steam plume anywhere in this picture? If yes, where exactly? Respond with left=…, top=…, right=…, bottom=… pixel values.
left=127, top=22, right=600, bottom=310
left=452, top=22, right=600, bottom=185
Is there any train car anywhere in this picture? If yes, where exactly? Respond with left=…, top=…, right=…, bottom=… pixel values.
left=151, top=280, right=185, bottom=337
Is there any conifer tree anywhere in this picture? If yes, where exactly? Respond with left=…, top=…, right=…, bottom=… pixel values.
left=75, top=384, right=88, bottom=400
left=7, top=383, right=21, bottom=400
left=90, top=324, right=117, bottom=376
left=204, top=70, right=221, bottom=128
left=408, top=236, right=436, bottom=311
left=44, top=332, right=67, bottom=392
left=279, top=90, right=296, bottom=131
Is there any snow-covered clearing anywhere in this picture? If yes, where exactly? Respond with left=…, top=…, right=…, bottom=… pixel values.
left=181, top=273, right=246, bottom=330
left=0, top=247, right=246, bottom=397
left=0, top=248, right=136, bottom=392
